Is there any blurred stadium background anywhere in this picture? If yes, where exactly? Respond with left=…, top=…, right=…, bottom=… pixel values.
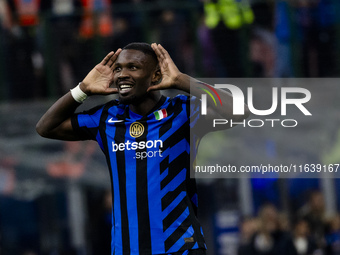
left=1, top=0, right=340, bottom=254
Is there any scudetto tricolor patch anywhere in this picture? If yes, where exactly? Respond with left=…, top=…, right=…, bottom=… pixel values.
left=154, top=109, right=167, bottom=120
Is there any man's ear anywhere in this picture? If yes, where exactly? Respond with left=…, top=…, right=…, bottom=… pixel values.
left=152, top=68, right=162, bottom=85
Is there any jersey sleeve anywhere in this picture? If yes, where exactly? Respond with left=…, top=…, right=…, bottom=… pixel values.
left=184, top=95, right=212, bottom=138
left=188, top=96, right=201, bottom=128
left=172, top=94, right=205, bottom=140
left=71, top=104, right=105, bottom=141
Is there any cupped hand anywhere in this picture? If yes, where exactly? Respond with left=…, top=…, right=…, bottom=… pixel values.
left=80, top=49, right=122, bottom=96
left=148, top=43, right=182, bottom=92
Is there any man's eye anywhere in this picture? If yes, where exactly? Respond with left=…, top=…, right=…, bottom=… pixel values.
left=114, top=67, right=121, bottom=72
left=130, top=66, right=137, bottom=70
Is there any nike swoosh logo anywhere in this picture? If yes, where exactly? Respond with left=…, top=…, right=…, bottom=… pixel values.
left=108, top=118, right=124, bottom=123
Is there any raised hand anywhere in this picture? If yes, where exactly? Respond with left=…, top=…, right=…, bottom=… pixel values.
left=80, top=49, right=122, bottom=96
left=149, top=43, right=182, bottom=92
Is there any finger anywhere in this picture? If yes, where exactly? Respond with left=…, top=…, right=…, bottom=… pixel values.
left=147, top=83, right=164, bottom=92
left=109, top=48, right=122, bottom=68
left=153, top=44, right=175, bottom=72
left=157, top=44, right=174, bottom=63
left=106, top=48, right=122, bottom=68
left=151, top=43, right=165, bottom=62
left=103, top=87, right=118, bottom=95
left=101, top=51, right=115, bottom=65
left=151, top=44, right=168, bottom=71
left=157, top=44, right=168, bottom=55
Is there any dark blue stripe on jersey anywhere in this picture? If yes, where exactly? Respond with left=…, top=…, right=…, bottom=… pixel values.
left=114, top=119, right=131, bottom=254
left=187, top=179, right=198, bottom=214
left=97, top=103, right=116, bottom=254
left=163, top=196, right=188, bottom=231
left=186, top=98, right=190, bottom=118
left=185, top=180, right=205, bottom=247
left=160, top=152, right=189, bottom=190
left=159, top=98, right=182, bottom=137
left=159, top=247, right=206, bottom=255
left=157, top=97, right=206, bottom=253
left=161, top=181, right=186, bottom=212
left=162, top=121, right=190, bottom=151
left=136, top=120, right=152, bottom=254
left=188, top=97, right=200, bottom=125
left=165, top=216, right=191, bottom=252
left=160, top=155, right=169, bottom=174
left=179, top=238, right=197, bottom=252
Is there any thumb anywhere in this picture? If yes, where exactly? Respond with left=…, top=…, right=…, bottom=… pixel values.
left=103, top=87, right=118, bottom=95
left=147, top=84, right=164, bottom=92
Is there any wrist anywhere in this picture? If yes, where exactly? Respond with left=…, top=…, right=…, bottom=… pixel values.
left=79, top=81, right=91, bottom=95
left=70, top=83, right=88, bottom=103
left=173, top=73, right=189, bottom=92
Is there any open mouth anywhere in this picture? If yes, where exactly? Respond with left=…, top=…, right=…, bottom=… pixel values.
left=119, top=84, right=133, bottom=94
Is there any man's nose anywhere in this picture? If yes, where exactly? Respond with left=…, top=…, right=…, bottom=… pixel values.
left=118, top=68, right=129, bottom=78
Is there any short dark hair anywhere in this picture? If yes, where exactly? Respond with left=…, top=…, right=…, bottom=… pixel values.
left=122, top=42, right=158, bottom=65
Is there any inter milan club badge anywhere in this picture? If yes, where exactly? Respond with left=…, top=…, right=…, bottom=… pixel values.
left=129, top=122, right=144, bottom=138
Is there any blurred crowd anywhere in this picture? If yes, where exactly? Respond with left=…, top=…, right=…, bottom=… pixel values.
left=0, top=0, right=199, bottom=100
left=0, top=0, right=339, bottom=101
left=238, top=191, right=340, bottom=255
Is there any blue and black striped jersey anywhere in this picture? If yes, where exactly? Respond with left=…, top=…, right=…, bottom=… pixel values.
left=71, top=95, right=206, bottom=255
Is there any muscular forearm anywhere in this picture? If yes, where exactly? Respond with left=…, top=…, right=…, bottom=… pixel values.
left=36, top=92, right=81, bottom=140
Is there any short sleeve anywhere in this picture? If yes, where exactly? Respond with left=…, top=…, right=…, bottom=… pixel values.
left=188, top=96, right=201, bottom=129
left=71, top=104, right=105, bottom=141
